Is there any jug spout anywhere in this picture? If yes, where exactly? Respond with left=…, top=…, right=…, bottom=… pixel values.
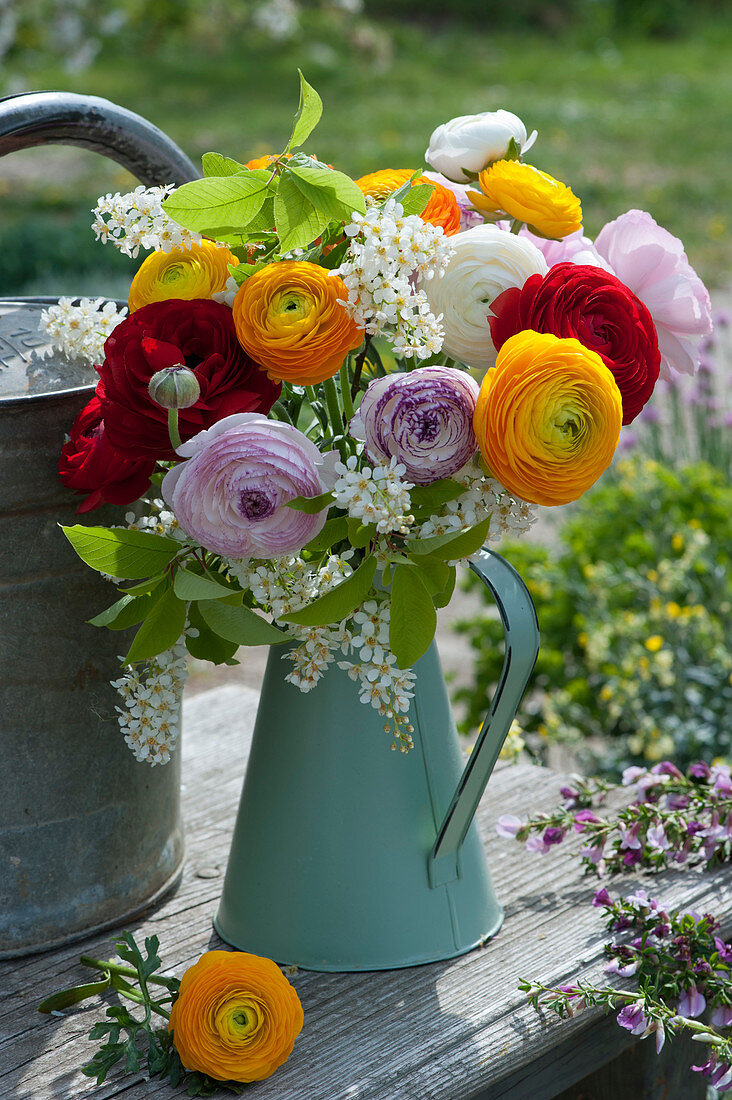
left=428, top=548, right=539, bottom=888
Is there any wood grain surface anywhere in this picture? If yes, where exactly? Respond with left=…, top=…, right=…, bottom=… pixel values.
left=2, top=684, right=729, bottom=1099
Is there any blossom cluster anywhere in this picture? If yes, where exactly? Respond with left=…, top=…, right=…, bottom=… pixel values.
left=332, top=455, right=414, bottom=536
left=523, top=887, right=732, bottom=1093
left=38, top=296, right=128, bottom=366
left=92, top=185, right=201, bottom=257
left=497, top=760, right=732, bottom=875
left=336, top=198, right=454, bottom=359
left=112, top=637, right=188, bottom=765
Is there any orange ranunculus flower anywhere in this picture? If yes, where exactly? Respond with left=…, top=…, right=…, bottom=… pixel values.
left=245, top=153, right=283, bottom=170
left=232, top=260, right=363, bottom=385
left=128, top=240, right=238, bottom=312
left=473, top=330, right=622, bottom=506
left=467, top=160, right=582, bottom=240
left=169, top=950, right=304, bottom=1083
left=355, top=168, right=462, bottom=236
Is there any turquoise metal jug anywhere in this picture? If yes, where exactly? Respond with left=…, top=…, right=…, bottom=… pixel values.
left=215, top=548, right=539, bottom=971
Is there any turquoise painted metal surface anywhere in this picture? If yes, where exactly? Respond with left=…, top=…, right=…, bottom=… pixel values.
left=215, top=548, right=539, bottom=971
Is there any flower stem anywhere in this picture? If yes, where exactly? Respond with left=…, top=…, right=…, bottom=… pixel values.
left=510, top=219, right=523, bottom=235
left=340, top=358, right=355, bottom=424
left=350, top=339, right=370, bottom=399
left=80, top=956, right=177, bottom=990
left=167, top=408, right=182, bottom=450
left=322, top=376, right=346, bottom=460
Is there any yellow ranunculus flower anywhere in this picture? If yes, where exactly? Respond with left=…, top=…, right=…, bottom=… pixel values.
left=169, top=950, right=303, bottom=1083
left=467, top=160, right=582, bottom=239
left=232, top=260, right=363, bottom=385
left=128, top=240, right=238, bottom=312
left=473, top=330, right=622, bottom=506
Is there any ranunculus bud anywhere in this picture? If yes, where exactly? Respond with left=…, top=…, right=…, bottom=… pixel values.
left=148, top=366, right=201, bottom=410
left=425, top=110, right=536, bottom=184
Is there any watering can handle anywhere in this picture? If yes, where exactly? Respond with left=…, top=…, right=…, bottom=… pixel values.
left=428, top=547, right=540, bottom=887
left=0, top=90, right=199, bottom=186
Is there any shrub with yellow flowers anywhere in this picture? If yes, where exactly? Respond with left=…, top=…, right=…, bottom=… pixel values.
left=456, top=456, right=732, bottom=775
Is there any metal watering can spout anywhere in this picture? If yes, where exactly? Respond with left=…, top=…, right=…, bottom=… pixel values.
left=428, top=548, right=540, bottom=887
left=0, top=90, right=199, bottom=185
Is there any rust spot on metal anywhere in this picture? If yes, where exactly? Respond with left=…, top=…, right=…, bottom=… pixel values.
left=69, top=661, right=103, bottom=690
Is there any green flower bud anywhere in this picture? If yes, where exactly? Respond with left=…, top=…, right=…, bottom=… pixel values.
left=148, top=366, right=201, bottom=410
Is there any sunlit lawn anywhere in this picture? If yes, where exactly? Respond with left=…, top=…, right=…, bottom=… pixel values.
left=1, top=15, right=730, bottom=294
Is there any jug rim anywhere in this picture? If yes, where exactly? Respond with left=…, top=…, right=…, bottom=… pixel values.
left=0, top=294, right=126, bottom=407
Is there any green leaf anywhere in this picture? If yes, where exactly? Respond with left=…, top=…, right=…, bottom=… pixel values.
left=287, top=69, right=323, bottom=152
left=38, top=972, right=111, bottom=1013
left=173, top=568, right=237, bottom=601
left=405, top=516, right=491, bottom=560
left=198, top=601, right=288, bottom=646
left=61, top=525, right=180, bottom=580
left=409, top=479, right=466, bottom=511
left=288, top=166, right=366, bottom=223
left=304, top=515, right=349, bottom=552
left=230, top=258, right=269, bottom=285
left=274, top=173, right=330, bottom=253
left=346, top=517, right=376, bottom=548
left=162, top=172, right=275, bottom=235
left=101, top=589, right=165, bottom=631
left=432, top=565, right=457, bottom=609
left=281, top=555, right=377, bottom=626
left=388, top=168, right=423, bottom=207
left=285, top=490, right=334, bottom=514
left=389, top=565, right=437, bottom=668
left=124, top=588, right=187, bottom=663
left=201, top=152, right=248, bottom=177
left=406, top=553, right=451, bottom=595
left=186, top=604, right=240, bottom=665
left=400, top=182, right=434, bottom=217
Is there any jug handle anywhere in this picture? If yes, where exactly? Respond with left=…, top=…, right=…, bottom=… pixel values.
left=428, top=547, right=539, bottom=888
left=0, top=91, right=199, bottom=185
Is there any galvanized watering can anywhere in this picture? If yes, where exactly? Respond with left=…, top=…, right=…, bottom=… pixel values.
left=215, top=549, right=539, bottom=971
left=0, top=92, right=199, bottom=956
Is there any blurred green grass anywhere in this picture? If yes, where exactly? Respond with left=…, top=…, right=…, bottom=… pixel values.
left=1, top=15, right=730, bottom=295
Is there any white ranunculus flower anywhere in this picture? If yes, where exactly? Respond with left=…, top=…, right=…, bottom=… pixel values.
left=422, top=224, right=548, bottom=372
left=425, top=110, right=536, bottom=184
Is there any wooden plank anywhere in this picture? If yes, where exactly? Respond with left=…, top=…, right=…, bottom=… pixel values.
left=1, top=684, right=730, bottom=1100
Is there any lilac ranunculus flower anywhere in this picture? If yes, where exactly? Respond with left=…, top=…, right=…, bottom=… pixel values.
left=594, top=209, right=713, bottom=379
left=162, top=413, right=332, bottom=558
left=350, top=367, right=480, bottom=485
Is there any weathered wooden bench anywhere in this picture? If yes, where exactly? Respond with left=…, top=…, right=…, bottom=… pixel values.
left=2, top=683, right=729, bottom=1099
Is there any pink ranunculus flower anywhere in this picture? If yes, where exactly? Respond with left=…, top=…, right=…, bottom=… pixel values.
left=594, top=209, right=713, bottom=379
left=517, top=225, right=614, bottom=273
left=350, top=366, right=480, bottom=485
left=162, top=414, right=332, bottom=559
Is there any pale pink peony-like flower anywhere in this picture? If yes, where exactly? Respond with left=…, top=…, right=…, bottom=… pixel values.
left=518, top=225, right=614, bottom=272
left=162, top=414, right=332, bottom=558
left=350, top=366, right=480, bottom=484
left=594, top=209, right=713, bottom=379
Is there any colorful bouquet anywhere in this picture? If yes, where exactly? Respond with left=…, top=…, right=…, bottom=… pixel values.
left=51, top=73, right=712, bottom=766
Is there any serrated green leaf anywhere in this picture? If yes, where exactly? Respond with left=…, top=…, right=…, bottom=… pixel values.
left=231, top=259, right=269, bottom=285
left=288, top=166, right=366, bottom=223
left=162, top=173, right=274, bottom=235
left=389, top=564, right=436, bottom=668
left=199, top=600, right=287, bottom=646
left=173, top=568, right=236, bottom=601
left=400, top=182, right=434, bottom=217
left=281, top=555, right=376, bottom=626
left=201, top=152, right=247, bottom=177
left=62, top=525, right=180, bottom=580
left=186, top=604, right=240, bottom=664
left=387, top=169, right=423, bottom=207
left=303, top=515, right=349, bottom=552
left=274, top=173, right=330, bottom=253
left=124, top=588, right=187, bottom=663
left=405, top=516, right=491, bottom=560
left=287, top=69, right=323, bottom=152
left=285, top=490, right=334, bottom=514
left=38, top=972, right=111, bottom=1013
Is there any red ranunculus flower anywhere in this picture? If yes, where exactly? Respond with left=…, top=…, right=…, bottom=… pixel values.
left=99, top=298, right=280, bottom=459
left=489, top=262, right=660, bottom=424
left=59, top=386, right=156, bottom=513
